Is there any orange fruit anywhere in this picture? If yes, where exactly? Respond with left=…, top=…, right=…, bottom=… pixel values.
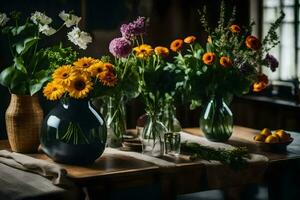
left=275, top=130, right=290, bottom=142
left=254, top=134, right=266, bottom=142
left=260, top=128, right=272, bottom=137
left=265, top=135, right=279, bottom=143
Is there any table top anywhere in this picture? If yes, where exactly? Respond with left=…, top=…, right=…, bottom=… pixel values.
left=184, top=126, right=300, bottom=163
left=1, top=126, right=300, bottom=181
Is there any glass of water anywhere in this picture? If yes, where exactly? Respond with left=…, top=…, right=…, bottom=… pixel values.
left=164, top=132, right=181, bottom=156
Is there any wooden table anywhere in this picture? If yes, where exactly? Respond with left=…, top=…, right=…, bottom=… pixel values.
left=1, top=126, right=300, bottom=200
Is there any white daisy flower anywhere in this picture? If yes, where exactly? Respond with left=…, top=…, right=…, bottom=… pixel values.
left=0, top=12, right=9, bottom=27
left=67, top=27, right=92, bottom=50
left=59, top=11, right=81, bottom=28
left=30, top=11, right=52, bottom=25
left=38, top=24, right=56, bottom=36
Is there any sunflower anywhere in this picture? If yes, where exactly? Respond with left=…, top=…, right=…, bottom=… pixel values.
left=73, top=57, right=98, bottom=71
left=43, top=81, right=65, bottom=101
left=133, top=44, right=154, bottom=59
left=202, top=52, right=216, bottom=65
left=98, top=71, right=118, bottom=87
left=184, top=36, right=196, bottom=44
left=245, top=35, right=261, bottom=50
left=52, top=65, right=75, bottom=86
left=170, top=39, right=183, bottom=52
left=220, top=56, right=232, bottom=68
left=67, top=76, right=93, bottom=99
left=230, top=24, right=241, bottom=33
left=154, top=46, right=169, bottom=57
left=87, top=61, right=105, bottom=77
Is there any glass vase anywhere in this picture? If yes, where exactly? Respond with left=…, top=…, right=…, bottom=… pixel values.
left=105, top=96, right=126, bottom=148
left=200, top=95, right=233, bottom=142
left=161, top=103, right=182, bottom=132
left=141, top=113, right=167, bottom=157
left=40, top=98, right=107, bottom=165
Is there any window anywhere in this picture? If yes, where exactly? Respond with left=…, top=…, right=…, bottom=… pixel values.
left=260, top=0, right=300, bottom=81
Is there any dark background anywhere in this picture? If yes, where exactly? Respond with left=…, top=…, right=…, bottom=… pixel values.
left=4, top=0, right=297, bottom=139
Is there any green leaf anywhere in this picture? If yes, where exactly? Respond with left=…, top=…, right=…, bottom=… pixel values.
left=0, top=67, right=16, bottom=87
left=0, top=66, right=29, bottom=94
left=13, top=57, right=27, bottom=74
left=16, top=37, right=39, bottom=55
left=29, top=70, right=51, bottom=95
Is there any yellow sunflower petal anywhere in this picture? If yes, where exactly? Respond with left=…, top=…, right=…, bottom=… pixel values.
left=73, top=57, right=97, bottom=71
left=43, top=82, right=65, bottom=101
left=52, top=65, right=75, bottom=86
left=67, top=76, right=93, bottom=99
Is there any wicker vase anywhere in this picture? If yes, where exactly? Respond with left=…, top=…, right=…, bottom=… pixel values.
left=5, top=94, right=43, bottom=153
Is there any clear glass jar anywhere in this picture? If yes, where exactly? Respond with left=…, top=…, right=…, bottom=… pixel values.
left=105, top=96, right=126, bottom=148
left=140, top=113, right=167, bottom=157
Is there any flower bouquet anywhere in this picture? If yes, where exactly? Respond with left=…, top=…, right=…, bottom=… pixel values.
left=116, top=17, right=180, bottom=156
left=0, top=10, right=91, bottom=153
left=104, top=17, right=144, bottom=147
left=41, top=57, right=118, bottom=164
left=170, top=2, right=284, bottom=141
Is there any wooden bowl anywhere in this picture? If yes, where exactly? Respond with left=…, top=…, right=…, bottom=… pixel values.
left=253, top=136, right=294, bottom=152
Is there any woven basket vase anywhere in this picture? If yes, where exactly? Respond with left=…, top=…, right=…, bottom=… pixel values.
left=5, top=94, right=43, bottom=153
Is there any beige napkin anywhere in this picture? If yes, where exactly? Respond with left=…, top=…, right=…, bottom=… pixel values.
left=0, top=150, right=67, bottom=186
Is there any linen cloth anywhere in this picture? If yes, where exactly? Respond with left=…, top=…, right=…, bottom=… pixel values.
left=0, top=150, right=80, bottom=200
left=104, top=147, right=176, bottom=167
left=180, top=132, right=269, bottom=188
left=105, top=132, right=269, bottom=188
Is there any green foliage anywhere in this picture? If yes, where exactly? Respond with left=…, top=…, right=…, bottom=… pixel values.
left=181, top=142, right=250, bottom=170
left=171, top=1, right=284, bottom=109
left=0, top=11, right=78, bottom=96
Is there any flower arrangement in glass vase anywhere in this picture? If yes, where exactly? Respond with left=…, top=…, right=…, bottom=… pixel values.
left=115, top=17, right=180, bottom=156
left=103, top=17, right=145, bottom=147
left=40, top=57, right=118, bottom=164
left=170, top=2, right=284, bottom=142
left=0, top=10, right=91, bottom=153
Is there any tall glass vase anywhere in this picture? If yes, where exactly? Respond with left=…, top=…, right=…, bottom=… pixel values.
left=141, top=112, right=167, bottom=157
left=105, top=96, right=126, bottom=148
left=200, top=95, right=233, bottom=142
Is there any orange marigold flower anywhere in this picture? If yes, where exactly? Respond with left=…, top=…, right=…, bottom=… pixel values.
left=220, top=56, right=232, bottom=68
left=184, top=36, right=196, bottom=44
left=230, top=24, right=241, bottom=33
left=245, top=35, right=261, bottom=50
left=202, top=52, right=216, bottom=65
left=170, top=39, right=183, bottom=52
left=98, top=71, right=118, bottom=87
left=154, top=46, right=169, bottom=57
left=103, top=62, right=115, bottom=72
left=253, top=74, right=269, bottom=92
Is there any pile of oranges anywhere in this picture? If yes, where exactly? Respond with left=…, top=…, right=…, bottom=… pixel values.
left=254, top=128, right=292, bottom=143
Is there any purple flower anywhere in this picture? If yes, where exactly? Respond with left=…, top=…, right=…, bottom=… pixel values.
left=264, top=53, right=279, bottom=72
left=109, top=37, right=132, bottom=58
left=120, top=16, right=147, bottom=39
left=133, top=16, right=147, bottom=34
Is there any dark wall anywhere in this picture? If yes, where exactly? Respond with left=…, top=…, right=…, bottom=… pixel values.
left=0, top=0, right=250, bottom=138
